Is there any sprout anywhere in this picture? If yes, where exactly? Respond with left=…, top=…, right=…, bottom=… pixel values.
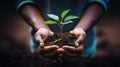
left=54, top=38, right=61, bottom=43
left=43, top=9, right=79, bottom=34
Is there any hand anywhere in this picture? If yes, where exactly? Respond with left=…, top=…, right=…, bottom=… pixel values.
left=70, top=28, right=86, bottom=47
left=62, top=28, right=86, bottom=61
left=35, top=28, right=54, bottom=47
left=61, top=46, right=83, bottom=61
left=35, top=28, right=59, bottom=61
left=38, top=45, right=59, bottom=61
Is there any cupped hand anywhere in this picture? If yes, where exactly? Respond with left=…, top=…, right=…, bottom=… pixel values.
left=34, top=28, right=54, bottom=47
left=35, top=28, right=59, bottom=60
left=70, top=28, right=86, bottom=47
left=62, top=45, right=83, bottom=61
left=61, top=28, right=86, bottom=61
left=38, top=45, right=59, bottom=58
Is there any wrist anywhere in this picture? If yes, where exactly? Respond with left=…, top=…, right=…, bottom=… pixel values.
left=32, top=20, right=50, bottom=32
left=33, top=24, right=50, bottom=31
left=73, top=27, right=86, bottom=33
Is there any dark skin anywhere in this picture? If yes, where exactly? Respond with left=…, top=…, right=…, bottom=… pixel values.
left=62, top=3, right=104, bottom=60
left=20, top=3, right=104, bottom=61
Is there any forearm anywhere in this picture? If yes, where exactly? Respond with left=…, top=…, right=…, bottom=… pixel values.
left=20, top=4, right=49, bottom=31
left=75, top=3, right=104, bottom=32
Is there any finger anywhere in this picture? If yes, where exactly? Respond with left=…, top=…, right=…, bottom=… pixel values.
left=62, top=46, right=82, bottom=54
left=38, top=46, right=44, bottom=52
left=42, top=31, right=54, bottom=41
left=62, top=48, right=83, bottom=62
left=49, top=31, right=54, bottom=36
left=70, top=31, right=73, bottom=34
left=70, top=30, right=80, bottom=38
left=44, top=50, right=57, bottom=57
left=63, top=46, right=77, bottom=52
left=62, top=50, right=78, bottom=61
left=77, top=44, right=84, bottom=52
left=63, top=49, right=78, bottom=57
left=40, top=45, right=59, bottom=59
left=43, top=45, right=59, bottom=52
left=75, top=36, right=83, bottom=47
left=75, top=34, right=86, bottom=47
left=56, top=48, right=65, bottom=53
left=35, top=33, right=44, bottom=47
left=42, top=34, right=48, bottom=41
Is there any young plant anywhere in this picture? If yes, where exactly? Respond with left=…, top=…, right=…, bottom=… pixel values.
left=43, top=9, right=79, bottom=34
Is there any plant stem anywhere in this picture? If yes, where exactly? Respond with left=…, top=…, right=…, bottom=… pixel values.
left=60, top=24, right=63, bottom=34
left=59, top=19, right=63, bottom=34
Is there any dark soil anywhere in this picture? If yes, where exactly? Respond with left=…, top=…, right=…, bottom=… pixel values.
left=35, top=32, right=77, bottom=62
left=44, top=32, right=77, bottom=47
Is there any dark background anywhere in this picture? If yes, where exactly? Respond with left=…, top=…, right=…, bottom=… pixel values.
left=0, top=0, right=120, bottom=67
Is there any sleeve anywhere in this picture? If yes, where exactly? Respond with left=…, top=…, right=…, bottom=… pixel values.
left=16, top=0, right=36, bottom=12
left=88, top=0, right=109, bottom=12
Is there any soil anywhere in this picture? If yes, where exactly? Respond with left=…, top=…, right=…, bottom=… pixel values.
left=35, top=32, right=77, bottom=62
left=44, top=32, right=77, bottom=47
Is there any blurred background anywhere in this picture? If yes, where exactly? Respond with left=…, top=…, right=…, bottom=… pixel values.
left=0, top=0, right=120, bottom=67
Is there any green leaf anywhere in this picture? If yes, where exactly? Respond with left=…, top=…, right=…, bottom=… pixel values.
left=61, top=9, right=70, bottom=19
left=47, top=14, right=59, bottom=21
left=54, top=38, right=61, bottom=43
left=43, top=20, right=57, bottom=25
left=64, top=15, right=79, bottom=22
left=63, top=21, right=73, bottom=25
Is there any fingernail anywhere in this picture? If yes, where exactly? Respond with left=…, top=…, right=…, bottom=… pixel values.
left=50, top=31, right=54, bottom=35
left=57, top=48, right=64, bottom=53
left=75, top=43, right=79, bottom=47
left=70, top=31, right=73, bottom=33
left=40, top=43, right=44, bottom=48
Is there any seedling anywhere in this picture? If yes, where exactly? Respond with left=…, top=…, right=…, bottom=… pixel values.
left=43, top=9, right=79, bottom=33
left=54, top=38, right=61, bottom=43
left=43, top=9, right=79, bottom=43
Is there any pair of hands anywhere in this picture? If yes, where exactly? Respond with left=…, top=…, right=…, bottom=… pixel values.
left=34, top=28, right=86, bottom=62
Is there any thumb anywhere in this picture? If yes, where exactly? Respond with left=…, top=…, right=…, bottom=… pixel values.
left=42, top=31, right=54, bottom=41
left=70, top=31, right=73, bottom=34
left=75, top=35, right=83, bottom=47
left=70, top=30, right=80, bottom=38
left=49, top=31, right=54, bottom=36
left=39, top=36, right=44, bottom=48
left=35, top=34, right=44, bottom=48
left=40, top=42, right=44, bottom=48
